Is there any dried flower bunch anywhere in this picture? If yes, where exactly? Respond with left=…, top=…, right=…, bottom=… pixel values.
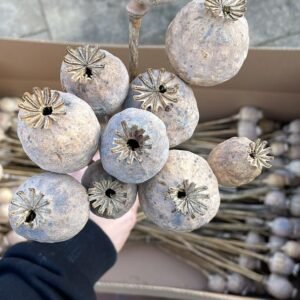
left=9, top=0, right=276, bottom=255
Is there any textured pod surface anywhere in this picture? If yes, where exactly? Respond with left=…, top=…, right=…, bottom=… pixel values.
left=268, top=218, right=293, bottom=238
left=207, top=274, right=227, bottom=293
left=100, top=108, right=169, bottom=184
left=124, top=68, right=199, bottom=147
left=139, top=150, right=220, bottom=232
left=9, top=173, right=89, bottom=243
left=282, top=241, right=300, bottom=259
left=61, top=46, right=129, bottom=116
left=265, top=274, right=298, bottom=300
left=165, top=0, right=249, bottom=86
left=81, top=160, right=137, bottom=219
left=268, top=235, right=287, bottom=253
left=208, top=137, right=273, bottom=187
left=237, top=120, right=260, bottom=141
left=289, top=194, right=300, bottom=216
left=268, top=252, right=298, bottom=276
left=227, top=273, right=251, bottom=295
left=264, top=190, right=287, bottom=212
left=18, top=89, right=100, bottom=173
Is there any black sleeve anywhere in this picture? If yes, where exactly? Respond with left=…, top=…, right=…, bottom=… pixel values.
left=0, top=220, right=117, bottom=300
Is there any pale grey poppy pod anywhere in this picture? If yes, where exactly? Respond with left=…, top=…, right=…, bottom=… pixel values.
left=9, top=173, right=89, bottom=243
left=81, top=160, right=137, bottom=219
left=17, top=88, right=100, bottom=173
left=124, top=68, right=199, bottom=147
left=166, top=0, right=249, bottom=86
left=100, top=108, right=169, bottom=184
left=61, top=45, right=129, bottom=117
left=139, top=150, right=220, bottom=232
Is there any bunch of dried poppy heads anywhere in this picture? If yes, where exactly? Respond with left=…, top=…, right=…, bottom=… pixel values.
left=9, top=0, right=274, bottom=243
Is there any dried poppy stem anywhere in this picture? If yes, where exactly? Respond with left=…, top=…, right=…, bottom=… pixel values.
left=127, top=0, right=174, bottom=80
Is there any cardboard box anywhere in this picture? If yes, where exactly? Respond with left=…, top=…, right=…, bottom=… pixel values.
left=1, top=38, right=300, bottom=300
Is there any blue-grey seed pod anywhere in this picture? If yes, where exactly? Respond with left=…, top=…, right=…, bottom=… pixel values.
left=166, top=0, right=249, bottom=86
left=139, top=150, right=220, bottom=232
left=100, top=108, right=169, bottom=184
left=81, top=160, right=137, bottom=219
left=61, top=45, right=129, bottom=117
left=124, top=68, right=199, bottom=147
left=264, top=274, right=298, bottom=300
left=18, top=88, right=100, bottom=173
left=9, top=172, right=89, bottom=243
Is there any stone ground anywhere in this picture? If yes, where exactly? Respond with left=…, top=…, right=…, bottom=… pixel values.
left=0, top=0, right=300, bottom=47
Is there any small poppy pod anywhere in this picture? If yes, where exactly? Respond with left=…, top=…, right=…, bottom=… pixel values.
left=268, top=235, right=287, bottom=253
left=285, top=119, right=300, bottom=134
left=239, top=255, right=260, bottom=270
left=81, top=160, right=137, bottom=219
left=288, top=134, right=300, bottom=145
left=286, top=145, right=300, bottom=160
left=281, top=241, right=300, bottom=260
left=237, top=120, right=261, bottom=141
left=268, top=218, right=293, bottom=238
left=100, top=108, right=169, bottom=184
left=9, top=172, right=89, bottom=243
left=0, top=97, right=19, bottom=113
left=124, top=68, right=199, bottom=147
left=264, top=190, right=288, bottom=213
left=286, top=160, right=300, bottom=177
left=139, top=150, right=220, bottom=232
left=0, top=188, right=13, bottom=204
left=239, top=106, right=263, bottom=123
left=264, top=274, right=298, bottom=300
left=61, top=45, right=129, bottom=117
left=165, top=0, right=249, bottom=86
left=245, top=231, right=265, bottom=245
left=270, top=141, right=289, bottom=157
left=17, top=87, right=100, bottom=173
left=207, top=274, right=227, bottom=293
left=208, top=137, right=274, bottom=187
left=288, top=194, right=300, bottom=217
left=227, top=273, right=251, bottom=295
left=268, top=252, right=299, bottom=276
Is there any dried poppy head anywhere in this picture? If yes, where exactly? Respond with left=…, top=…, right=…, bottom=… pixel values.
left=18, top=88, right=100, bottom=173
left=61, top=45, right=129, bottom=117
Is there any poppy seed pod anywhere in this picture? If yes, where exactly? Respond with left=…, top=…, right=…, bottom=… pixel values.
left=139, top=150, right=220, bottom=232
left=264, top=190, right=288, bottom=213
left=17, top=87, right=100, bottom=173
left=227, top=273, right=251, bottom=295
left=268, top=218, right=293, bottom=238
left=268, top=235, right=287, bottom=253
left=285, top=119, right=300, bottom=133
left=81, top=160, right=137, bottom=219
left=286, top=160, right=300, bottom=177
left=237, top=120, right=261, bottom=141
left=289, top=194, right=300, bottom=217
left=288, top=134, right=300, bottom=145
left=208, top=137, right=274, bottom=187
left=268, top=252, right=299, bottom=276
left=0, top=97, right=19, bottom=113
left=100, top=108, right=169, bottom=184
left=0, top=188, right=13, bottom=204
left=264, top=274, right=297, bottom=300
left=281, top=241, right=300, bottom=260
left=61, top=45, right=129, bottom=116
left=207, top=274, right=227, bottom=293
left=165, top=0, right=249, bottom=86
left=124, top=68, right=199, bottom=147
left=9, top=173, right=89, bottom=243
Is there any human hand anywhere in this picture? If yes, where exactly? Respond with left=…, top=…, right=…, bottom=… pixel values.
left=70, top=154, right=139, bottom=252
